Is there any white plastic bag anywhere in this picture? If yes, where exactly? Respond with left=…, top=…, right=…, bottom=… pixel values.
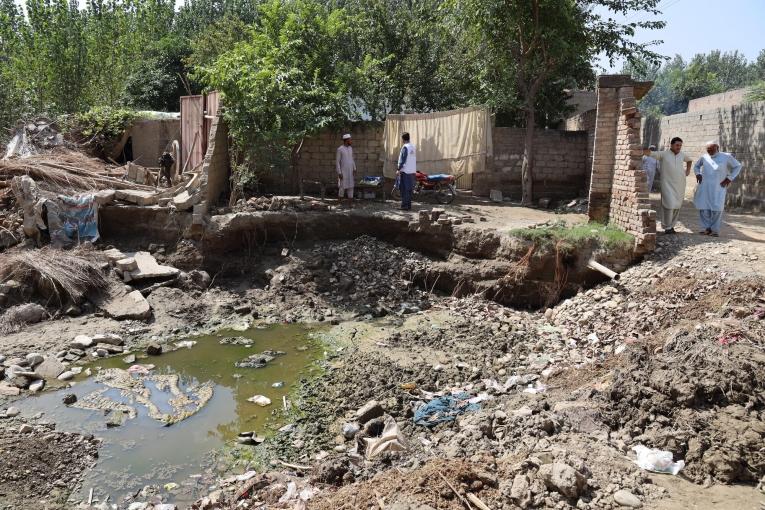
left=632, top=445, right=685, bottom=475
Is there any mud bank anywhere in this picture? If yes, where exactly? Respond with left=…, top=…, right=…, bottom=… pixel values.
left=200, top=209, right=635, bottom=309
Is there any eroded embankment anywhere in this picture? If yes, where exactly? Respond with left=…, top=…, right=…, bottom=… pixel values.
left=199, top=209, right=636, bottom=308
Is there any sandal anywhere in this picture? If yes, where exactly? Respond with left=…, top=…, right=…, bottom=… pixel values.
left=699, top=229, right=711, bottom=235
left=710, top=232, right=719, bottom=237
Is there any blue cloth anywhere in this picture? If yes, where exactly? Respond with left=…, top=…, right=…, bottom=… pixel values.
left=693, top=152, right=742, bottom=211
left=426, top=174, right=451, bottom=181
left=50, top=194, right=99, bottom=246
left=699, top=209, right=723, bottom=233
left=413, top=392, right=481, bottom=427
left=397, top=145, right=408, bottom=170
left=399, top=172, right=415, bottom=209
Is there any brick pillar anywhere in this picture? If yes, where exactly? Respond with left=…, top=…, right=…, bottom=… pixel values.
left=587, top=75, right=657, bottom=254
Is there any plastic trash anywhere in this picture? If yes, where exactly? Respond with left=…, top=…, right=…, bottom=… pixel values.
left=632, top=445, right=685, bottom=475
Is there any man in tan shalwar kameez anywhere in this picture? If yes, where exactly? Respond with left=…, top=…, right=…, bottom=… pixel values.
left=647, top=136, right=693, bottom=234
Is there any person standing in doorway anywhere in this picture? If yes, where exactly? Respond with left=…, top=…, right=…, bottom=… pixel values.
left=692, top=141, right=742, bottom=237
left=647, top=137, right=693, bottom=234
left=641, top=144, right=658, bottom=192
left=397, top=132, right=416, bottom=211
left=336, top=133, right=356, bottom=208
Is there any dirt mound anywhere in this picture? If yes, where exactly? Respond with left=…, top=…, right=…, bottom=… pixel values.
left=0, top=422, right=99, bottom=508
left=604, top=325, right=765, bottom=484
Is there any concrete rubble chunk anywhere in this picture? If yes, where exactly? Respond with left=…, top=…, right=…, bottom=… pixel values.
left=173, top=190, right=202, bottom=211
left=613, top=489, right=642, bottom=508
left=116, top=257, right=138, bottom=272
left=124, top=251, right=180, bottom=283
left=70, top=334, right=94, bottom=349
left=92, top=333, right=124, bottom=346
left=103, top=248, right=128, bottom=264
left=537, top=462, right=587, bottom=499
left=34, top=357, right=66, bottom=379
left=355, top=400, right=384, bottom=424
left=115, top=189, right=158, bottom=206
left=101, top=287, right=152, bottom=320
left=0, top=383, right=20, bottom=396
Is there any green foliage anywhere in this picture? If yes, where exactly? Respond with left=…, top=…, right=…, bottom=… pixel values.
left=745, top=81, right=765, bottom=103
left=124, top=35, right=194, bottom=111
left=627, top=50, right=763, bottom=115
left=510, top=222, right=634, bottom=251
left=70, top=107, right=137, bottom=141
left=198, top=0, right=356, bottom=187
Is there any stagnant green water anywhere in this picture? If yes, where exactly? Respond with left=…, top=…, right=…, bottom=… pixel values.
left=20, top=324, right=323, bottom=506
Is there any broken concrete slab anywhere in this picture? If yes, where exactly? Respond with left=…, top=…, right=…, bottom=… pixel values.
left=100, top=287, right=152, bottom=320
left=115, top=190, right=159, bottom=206
left=0, top=383, right=20, bottom=396
left=173, top=190, right=202, bottom=211
left=94, top=189, right=116, bottom=205
left=116, top=257, right=138, bottom=272
left=103, top=248, right=128, bottom=264
left=124, top=251, right=180, bottom=283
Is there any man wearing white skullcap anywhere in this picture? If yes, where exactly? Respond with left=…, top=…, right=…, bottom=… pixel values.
left=336, top=133, right=356, bottom=207
left=692, top=141, right=742, bottom=236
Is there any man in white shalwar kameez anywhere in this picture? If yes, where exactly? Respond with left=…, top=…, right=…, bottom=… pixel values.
left=692, top=141, right=742, bottom=237
left=648, top=137, right=693, bottom=234
left=336, top=133, right=356, bottom=207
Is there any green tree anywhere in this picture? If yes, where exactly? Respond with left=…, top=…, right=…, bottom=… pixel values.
left=457, top=0, right=665, bottom=204
left=124, top=34, right=193, bottom=111
left=199, top=0, right=357, bottom=188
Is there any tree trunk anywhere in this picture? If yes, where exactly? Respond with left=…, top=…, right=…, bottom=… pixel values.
left=521, top=107, right=535, bottom=205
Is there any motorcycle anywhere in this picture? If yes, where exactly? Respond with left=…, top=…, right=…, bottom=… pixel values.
left=391, top=171, right=459, bottom=204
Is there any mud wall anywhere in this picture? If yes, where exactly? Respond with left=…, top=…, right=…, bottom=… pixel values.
left=474, top=128, right=589, bottom=200
left=202, top=115, right=230, bottom=210
left=642, top=100, right=765, bottom=211
left=99, top=206, right=192, bottom=245
left=129, top=119, right=180, bottom=167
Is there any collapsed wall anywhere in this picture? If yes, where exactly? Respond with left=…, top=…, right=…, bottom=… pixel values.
left=588, top=75, right=656, bottom=255
left=642, top=99, right=765, bottom=211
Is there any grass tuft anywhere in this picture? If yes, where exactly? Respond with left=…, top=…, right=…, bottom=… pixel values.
left=509, top=221, right=634, bottom=250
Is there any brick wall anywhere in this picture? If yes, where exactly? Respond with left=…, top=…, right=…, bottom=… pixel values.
left=687, top=88, right=749, bottom=112
left=588, top=75, right=657, bottom=254
left=474, top=127, right=589, bottom=200
left=642, top=100, right=765, bottom=211
left=609, top=95, right=656, bottom=253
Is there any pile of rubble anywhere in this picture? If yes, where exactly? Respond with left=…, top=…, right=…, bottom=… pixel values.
left=262, top=235, right=433, bottom=320
left=3, top=118, right=67, bottom=159
left=233, top=195, right=331, bottom=213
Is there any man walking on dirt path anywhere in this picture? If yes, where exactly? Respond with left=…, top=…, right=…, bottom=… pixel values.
left=646, top=137, right=693, bottom=234
left=692, top=141, right=742, bottom=237
left=397, top=132, right=416, bottom=211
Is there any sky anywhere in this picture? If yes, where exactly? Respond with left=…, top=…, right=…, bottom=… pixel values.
left=595, top=0, right=765, bottom=72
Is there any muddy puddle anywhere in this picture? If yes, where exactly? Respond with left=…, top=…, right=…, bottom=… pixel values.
left=19, top=324, right=323, bottom=506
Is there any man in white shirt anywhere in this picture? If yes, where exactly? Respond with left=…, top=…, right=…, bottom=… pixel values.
left=397, top=132, right=416, bottom=211
left=692, top=141, right=742, bottom=237
left=646, top=137, right=693, bottom=234
left=336, top=133, right=356, bottom=207
left=641, top=144, right=658, bottom=192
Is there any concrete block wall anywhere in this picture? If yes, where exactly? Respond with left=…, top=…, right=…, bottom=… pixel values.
left=475, top=127, right=589, bottom=200
left=687, top=88, right=749, bottom=112
left=642, top=100, right=765, bottom=211
left=564, top=109, right=596, bottom=191
left=294, top=123, right=385, bottom=189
